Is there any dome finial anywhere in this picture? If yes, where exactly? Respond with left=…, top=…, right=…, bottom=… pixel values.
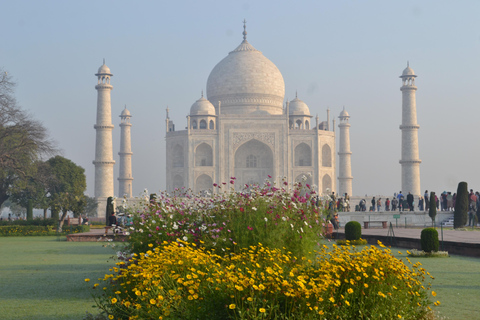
left=243, top=19, right=247, bottom=40
left=407, top=60, right=409, bottom=67
left=201, top=90, right=204, bottom=98
left=295, top=90, right=298, bottom=99
left=103, top=58, right=105, bottom=65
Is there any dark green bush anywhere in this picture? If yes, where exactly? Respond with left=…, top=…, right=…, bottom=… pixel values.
left=421, top=228, right=439, bottom=252
left=0, top=218, right=55, bottom=226
left=345, top=221, right=361, bottom=240
left=454, top=182, right=468, bottom=228
left=106, top=197, right=114, bottom=226
left=428, top=192, right=436, bottom=226
left=0, top=224, right=89, bottom=236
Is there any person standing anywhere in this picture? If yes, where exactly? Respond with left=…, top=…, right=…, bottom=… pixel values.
left=424, top=190, right=429, bottom=211
left=385, top=198, right=390, bottom=211
left=371, top=197, right=376, bottom=211
left=468, top=189, right=477, bottom=226
left=392, top=197, right=398, bottom=211
left=418, top=196, right=424, bottom=211
left=377, top=198, right=382, bottom=212
left=407, top=192, right=414, bottom=211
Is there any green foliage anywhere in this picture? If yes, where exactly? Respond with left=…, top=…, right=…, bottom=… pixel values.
left=421, top=228, right=439, bottom=253
left=0, top=224, right=89, bottom=236
left=26, top=199, right=33, bottom=220
left=336, top=238, right=368, bottom=245
left=454, top=182, right=468, bottom=228
left=428, top=192, right=436, bottom=225
left=0, top=217, right=55, bottom=226
left=344, top=221, right=362, bottom=240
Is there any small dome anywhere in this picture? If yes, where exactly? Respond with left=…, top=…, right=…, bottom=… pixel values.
left=339, top=108, right=349, bottom=118
left=402, top=66, right=415, bottom=76
left=289, top=96, right=310, bottom=116
left=190, top=96, right=216, bottom=116
left=97, top=63, right=112, bottom=75
left=121, top=107, right=131, bottom=117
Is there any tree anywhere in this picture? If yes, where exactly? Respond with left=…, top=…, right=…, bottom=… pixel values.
left=428, top=191, right=436, bottom=227
left=454, top=182, right=468, bottom=229
left=46, top=156, right=86, bottom=232
left=106, top=197, right=114, bottom=226
left=84, top=196, right=99, bottom=217
left=0, top=68, right=56, bottom=208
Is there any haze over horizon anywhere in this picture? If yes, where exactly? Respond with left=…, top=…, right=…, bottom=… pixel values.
left=1, top=0, right=480, bottom=199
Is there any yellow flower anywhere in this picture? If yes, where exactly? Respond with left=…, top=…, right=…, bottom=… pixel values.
left=329, top=297, right=335, bottom=303
left=247, top=297, right=253, bottom=302
left=108, top=315, right=114, bottom=320
left=398, top=315, right=402, bottom=318
left=345, top=300, right=350, bottom=306
left=318, top=310, right=324, bottom=315
left=364, top=283, right=368, bottom=288
left=432, top=291, right=437, bottom=297
left=84, top=278, right=90, bottom=282
left=347, top=288, right=353, bottom=294
left=259, top=308, right=266, bottom=313
left=434, top=301, right=441, bottom=306
left=229, top=304, right=236, bottom=309
left=111, top=298, right=117, bottom=304
left=150, top=299, right=156, bottom=305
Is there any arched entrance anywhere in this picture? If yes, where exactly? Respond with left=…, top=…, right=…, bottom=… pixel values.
left=234, top=139, right=273, bottom=189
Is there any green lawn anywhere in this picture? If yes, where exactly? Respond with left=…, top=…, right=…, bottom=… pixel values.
left=0, top=237, right=115, bottom=320
left=0, top=237, right=479, bottom=320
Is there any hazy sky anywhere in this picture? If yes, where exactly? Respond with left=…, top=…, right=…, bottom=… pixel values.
left=1, top=0, right=480, bottom=198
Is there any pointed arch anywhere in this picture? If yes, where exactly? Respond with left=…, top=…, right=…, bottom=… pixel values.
left=173, top=174, right=184, bottom=190
left=234, top=139, right=273, bottom=188
left=195, top=143, right=213, bottom=166
left=196, top=174, right=213, bottom=194
left=192, top=120, right=197, bottom=129
left=209, top=120, right=214, bottom=129
left=322, top=144, right=332, bottom=167
left=294, top=143, right=312, bottom=166
left=322, top=174, right=332, bottom=193
left=200, top=120, right=207, bottom=129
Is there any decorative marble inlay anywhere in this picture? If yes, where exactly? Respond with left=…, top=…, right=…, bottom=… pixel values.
left=233, top=132, right=275, bottom=150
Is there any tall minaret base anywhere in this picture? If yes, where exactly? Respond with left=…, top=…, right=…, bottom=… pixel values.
left=118, top=106, right=133, bottom=198
left=399, top=63, right=421, bottom=196
left=93, top=62, right=115, bottom=218
left=338, top=107, right=353, bottom=197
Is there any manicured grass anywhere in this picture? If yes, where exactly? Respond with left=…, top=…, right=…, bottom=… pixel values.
left=0, top=237, right=115, bottom=320
left=1, top=237, right=479, bottom=319
left=391, top=248, right=480, bottom=320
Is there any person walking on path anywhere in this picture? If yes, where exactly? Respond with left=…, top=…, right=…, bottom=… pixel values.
left=371, top=197, right=376, bottom=212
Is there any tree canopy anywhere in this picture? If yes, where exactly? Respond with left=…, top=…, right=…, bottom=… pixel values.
left=0, top=68, right=57, bottom=208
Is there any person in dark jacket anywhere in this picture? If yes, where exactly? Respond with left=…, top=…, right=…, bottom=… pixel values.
left=108, top=212, right=117, bottom=226
left=407, top=192, right=414, bottom=211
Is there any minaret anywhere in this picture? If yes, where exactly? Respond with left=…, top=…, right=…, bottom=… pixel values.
left=93, top=61, right=115, bottom=217
left=118, top=106, right=133, bottom=198
left=338, top=107, right=353, bottom=197
left=399, top=62, right=421, bottom=196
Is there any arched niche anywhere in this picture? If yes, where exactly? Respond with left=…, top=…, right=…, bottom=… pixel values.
left=305, top=120, right=309, bottom=129
left=322, top=174, right=332, bottom=193
left=322, top=144, right=332, bottom=167
left=192, top=120, right=197, bottom=129
left=209, top=120, right=214, bottom=129
left=200, top=120, right=207, bottom=129
left=195, top=143, right=213, bottom=166
left=196, top=174, right=213, bottom=194
left=173, top=144, right=184, bottom=167
left=294, top=143, right=312, bottom=166
left=234, top=139, right=273, bottom=188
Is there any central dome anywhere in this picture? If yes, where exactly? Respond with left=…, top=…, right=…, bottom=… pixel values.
left=206, top=39, right=285, bottom=115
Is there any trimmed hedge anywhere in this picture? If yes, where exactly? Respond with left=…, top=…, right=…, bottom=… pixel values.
left=0, top=225, right=89, bottom=236
left=420, top=228, right=439, bottom=252
left=0, top=218, right=56, bottom=226
left=345, top=221, right=362, bottom=240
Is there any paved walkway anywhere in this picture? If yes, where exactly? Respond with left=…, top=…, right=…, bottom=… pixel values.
left=338, top=226, right=480, bottom=244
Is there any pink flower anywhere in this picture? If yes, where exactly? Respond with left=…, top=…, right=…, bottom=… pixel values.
left=247, top=226, right=253, bottom=231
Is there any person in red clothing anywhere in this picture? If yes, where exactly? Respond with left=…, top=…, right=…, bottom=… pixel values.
left=385, top=198, right=390, bottom=211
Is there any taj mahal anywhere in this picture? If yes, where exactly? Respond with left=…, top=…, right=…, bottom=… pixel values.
left=92, top=22, right=421, bottom=217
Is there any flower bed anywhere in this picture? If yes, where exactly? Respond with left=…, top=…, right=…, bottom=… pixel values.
left=0, top=225, right=89, bottom=236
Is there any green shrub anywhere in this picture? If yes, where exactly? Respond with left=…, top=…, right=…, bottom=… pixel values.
left=454, top=182, right=468, bottom=228
left=421, top=228, right=439, bottom=253
left=106, top=197, right=114, bottom=226
left=428, top=192, right=436, bottom=226
left=27, top=200, right=33, bottom=221
left=0, top=218, right=55, bottom=226
left=345, top=221, right=361, bottom=240
left=0, top=224, right=89, bottom=236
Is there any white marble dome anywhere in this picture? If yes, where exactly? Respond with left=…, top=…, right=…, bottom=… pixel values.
left=402, top=66, right=415, bottom=76
left=289, top=96, right=310, bottom=116
left=97, top=63, right=112, bottom=75
left=206, top=39, right=285, bottom=115
left=339, top=108, right=349, bottom=118
left=190, top=96, right=216, bottom=115
left=121, top=107, right=131, bottom=117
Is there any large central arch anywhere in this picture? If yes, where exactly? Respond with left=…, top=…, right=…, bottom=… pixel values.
left=234, top=139, right=273, bottom=189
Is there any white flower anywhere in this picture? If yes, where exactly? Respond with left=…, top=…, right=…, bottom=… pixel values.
left=290, top=224, right=294, bottom=229
left=139, top=228, right=143, bottom=233
left=252, top=207, right=257, bottom=211
left=282, top=217, right=287, bottom=221
left=300, top=227, right=304, bottom=233
left=304, top=221, right=308, bottom=226
left=183, top=236, right=188, bottom=241
left=151, top=220, right=156, bottom=224
left=172, top=223, right=178, bottom=230
left=264, top=217, right=268, bottom=222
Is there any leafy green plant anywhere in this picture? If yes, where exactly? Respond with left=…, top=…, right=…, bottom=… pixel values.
left=344, top=221, right=361, bottom=240
left=428, top=192, right=436, bottom=226
left=454, top=182, right=468, bottom=228
left=421, top=228, right=439, bottom=253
